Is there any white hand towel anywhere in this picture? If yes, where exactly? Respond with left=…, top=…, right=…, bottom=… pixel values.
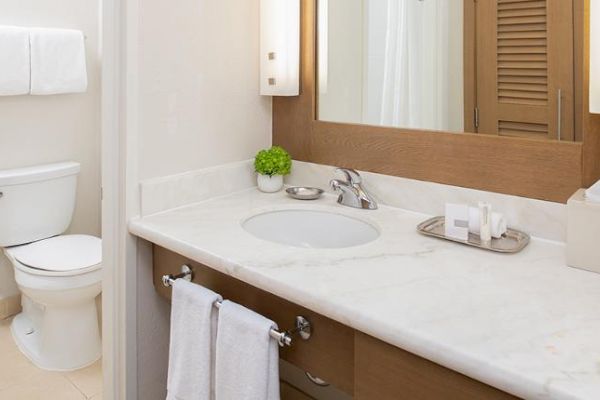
left=30, top=28, right=87, bottom=95
left=585, top=180, right=600, bottom=203
left=468, top=206, right=507, bottom=239
left=0, top=26, right=30, bottom=95
left=215, top=301, right=280, bottom=400
left=167, top=280, right=222, bottom=400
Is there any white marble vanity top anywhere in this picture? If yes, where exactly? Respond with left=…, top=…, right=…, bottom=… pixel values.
left=129, top=188, right=600, bottom=400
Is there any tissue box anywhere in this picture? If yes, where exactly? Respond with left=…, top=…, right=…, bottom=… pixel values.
left=567, top=189, right=600, bottom=274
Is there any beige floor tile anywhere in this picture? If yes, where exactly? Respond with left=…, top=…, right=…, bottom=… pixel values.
left=0, top=318, right=54, bottom=391
left=0, top=349, right=69, bottom=392
left=0, top=315, right=103, bottom=399
left=0, top=373, right=85, bottom=400
left=64, top=360, right=103, bottom=398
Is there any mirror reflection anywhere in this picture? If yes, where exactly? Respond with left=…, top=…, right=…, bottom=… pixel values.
left=317, top=0, right=576, bottom=141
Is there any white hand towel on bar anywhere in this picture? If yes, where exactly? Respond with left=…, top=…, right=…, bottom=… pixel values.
left=0, top=26, right=30, bottom=95
left=215, top=301, right=280, bottom=400
left=29, top=28, right=87, bottom=95
left=167, top=280, right=222, bottom=400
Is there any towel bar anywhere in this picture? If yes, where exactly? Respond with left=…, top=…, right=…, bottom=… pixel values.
left=162, top=265, right=312, bottom=347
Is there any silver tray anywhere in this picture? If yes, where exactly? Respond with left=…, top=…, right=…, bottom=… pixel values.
left=417, top=216, right=530, bottom=253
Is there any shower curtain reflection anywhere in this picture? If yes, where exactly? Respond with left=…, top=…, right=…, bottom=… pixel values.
left=318, top=0, right=464, bottom=133
left=364, top=0, right=464, bottom=131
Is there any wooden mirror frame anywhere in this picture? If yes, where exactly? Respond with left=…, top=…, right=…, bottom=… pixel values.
left=273, top=0, right=600, bottom=203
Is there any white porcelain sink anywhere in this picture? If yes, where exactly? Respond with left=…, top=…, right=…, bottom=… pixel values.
left=242, top=210, right=379, bottom=249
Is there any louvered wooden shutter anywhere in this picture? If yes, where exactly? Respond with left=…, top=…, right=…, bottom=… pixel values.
left=475, top=0, right=574, bottom=140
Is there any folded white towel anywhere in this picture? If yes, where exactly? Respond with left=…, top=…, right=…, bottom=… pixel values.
left=585, top=180, right=600, bottom=203
left=468, top=206, right=507, bottom=239
left=215, top=301, right=280, bottom=400
left=167, top=280, right=222, bottom=400
left=0, top=26, right=30, bottom=95
left=30, top=28, right=87, bottom=95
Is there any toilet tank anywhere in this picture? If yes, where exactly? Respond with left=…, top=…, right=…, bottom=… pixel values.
left=0, top=162, right=80, bottom=247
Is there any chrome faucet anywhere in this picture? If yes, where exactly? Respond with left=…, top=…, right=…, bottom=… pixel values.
left=330, top=168, right=378, bottom=210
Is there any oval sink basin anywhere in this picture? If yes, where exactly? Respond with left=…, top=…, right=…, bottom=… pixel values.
left=242, top=210, right=379, bottom=249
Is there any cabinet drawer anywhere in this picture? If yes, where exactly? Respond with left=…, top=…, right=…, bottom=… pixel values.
left=354, top=332, right=519, bottom=400
left=280, top=382, right=315, bottom=400
left=153, top=246, right=355, bottom=395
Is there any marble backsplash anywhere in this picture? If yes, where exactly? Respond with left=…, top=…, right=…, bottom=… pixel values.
left=139, top=160, right=256, bottom=217
left=139, top=159, right=567, bottom=242
left=287, top=161, right=567, bottom=242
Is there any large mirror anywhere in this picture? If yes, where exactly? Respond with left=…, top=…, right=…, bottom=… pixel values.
left=317, top=0, right=577, bottom=141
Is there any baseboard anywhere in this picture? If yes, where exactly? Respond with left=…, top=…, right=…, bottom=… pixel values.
left=0, top=294, right=21, bottom=320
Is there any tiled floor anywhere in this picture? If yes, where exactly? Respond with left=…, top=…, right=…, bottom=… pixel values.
left=0, top=317, right=102, bottom=400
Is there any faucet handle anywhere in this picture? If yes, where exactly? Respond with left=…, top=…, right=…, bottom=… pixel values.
left=335, top=168, right=362, bottom=185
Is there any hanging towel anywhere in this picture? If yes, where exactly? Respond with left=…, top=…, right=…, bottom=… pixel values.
left=0, top=26, right=30, bottom=95
left=215, top=301, right=280, bottom=400
left=29, top=27, right=87, bottom=95
left=167, top=280, right=222, bottom=400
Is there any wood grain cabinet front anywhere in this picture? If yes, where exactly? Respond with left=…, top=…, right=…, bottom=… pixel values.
left=354, top=332, right=518, bottom=400
left=153, top=246, right=355, bottom=396
left=153, top=246, right=519, bottom=399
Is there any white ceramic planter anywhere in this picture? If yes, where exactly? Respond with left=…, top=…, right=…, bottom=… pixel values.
left=257, top=174, right=283, bottom=193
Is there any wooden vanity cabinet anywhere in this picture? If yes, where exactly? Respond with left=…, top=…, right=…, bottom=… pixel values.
left=153, top=247, right=355, bottom=395
left=354, top=333, right=518, bottom=400
left=153, top=246, right=518, bottom=399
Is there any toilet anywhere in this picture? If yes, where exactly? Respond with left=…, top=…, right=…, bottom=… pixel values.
left=0, top=162, right=102, bottom=371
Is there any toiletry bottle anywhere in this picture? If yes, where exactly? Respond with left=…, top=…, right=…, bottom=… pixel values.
left=479, top=202, right=492, bottom=246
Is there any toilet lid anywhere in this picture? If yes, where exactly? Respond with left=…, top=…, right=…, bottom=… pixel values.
left=10, top=235, right=102, bottom=272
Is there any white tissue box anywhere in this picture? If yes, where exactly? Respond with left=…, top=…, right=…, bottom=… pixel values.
left=567, top=189, right=600, bottom=274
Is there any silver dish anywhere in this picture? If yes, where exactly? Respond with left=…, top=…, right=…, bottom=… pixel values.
left=417, top=216, right=530, bottom=253
left=286, top=187, right=325, bottom=200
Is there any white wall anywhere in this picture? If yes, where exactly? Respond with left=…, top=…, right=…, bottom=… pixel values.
left=132, top=0, right=272, bottom=398
left=0, top=0, right=101, bottom=302
left=137, top=0, right=272, bottom=181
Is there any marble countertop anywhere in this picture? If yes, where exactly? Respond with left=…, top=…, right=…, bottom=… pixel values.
left=129, top=188, right=600, bottom=400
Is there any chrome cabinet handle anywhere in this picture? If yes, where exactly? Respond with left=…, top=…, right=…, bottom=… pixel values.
left=305, top=372, right=330, bottom=387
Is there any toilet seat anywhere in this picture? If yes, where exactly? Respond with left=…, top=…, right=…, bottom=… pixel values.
left=6, top=235, right=102, bottom=276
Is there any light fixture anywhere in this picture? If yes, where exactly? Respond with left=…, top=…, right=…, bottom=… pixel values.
left=318, top=0, right=328, bottom=94
left=260, top=0, right=300, bottom=96
left=591, top=0, right=600, bottom=113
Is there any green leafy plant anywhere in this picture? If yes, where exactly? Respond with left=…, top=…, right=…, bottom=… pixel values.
left=254, top=146, right=292, bottom=176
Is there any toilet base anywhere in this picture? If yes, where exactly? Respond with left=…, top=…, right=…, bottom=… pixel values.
left=11, top=296, right=101, bottom=372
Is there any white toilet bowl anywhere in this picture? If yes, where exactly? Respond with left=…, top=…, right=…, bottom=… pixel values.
left=3, top=234, right=102, bottom=371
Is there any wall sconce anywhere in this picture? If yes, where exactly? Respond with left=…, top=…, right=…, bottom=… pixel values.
left=260, top=0, right=300, bottom=96
left=317, top=0, right=328, bottom=95
left=591, top=0, right=600, bottom=113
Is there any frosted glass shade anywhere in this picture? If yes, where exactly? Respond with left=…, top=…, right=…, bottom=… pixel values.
left=317, top=0, right=328, bottom=94
left=260, top=0, right=300, bottom=96
left=591, top=0, right=600, bottom=113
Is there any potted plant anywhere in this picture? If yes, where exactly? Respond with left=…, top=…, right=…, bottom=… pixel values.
left=254, top=146, right=292, bottom=192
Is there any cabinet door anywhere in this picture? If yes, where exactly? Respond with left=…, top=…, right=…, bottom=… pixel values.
left=354, top=333, right=519, bottom=400
left=281, top=382, right=316, bottom=400
left=475, top=0, right=574, bottom=140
